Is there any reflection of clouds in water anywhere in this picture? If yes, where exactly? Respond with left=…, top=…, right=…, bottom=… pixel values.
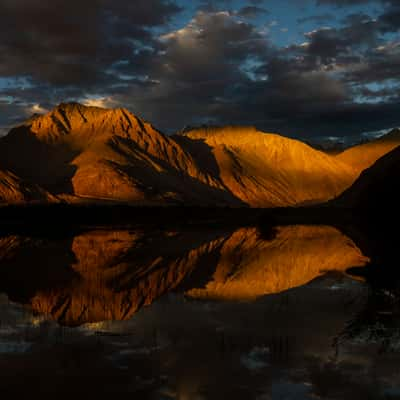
left=240, top=346, right=270, bottom=371
left=270, top=381, right=313, bottom=400
left=0, top=342, right=31, bottom=354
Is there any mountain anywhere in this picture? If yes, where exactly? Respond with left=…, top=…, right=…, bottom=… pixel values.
left=0, top=169, right=54, bottom=204
left=0, top=103, right=241, bottom=206
left=0, top=103, right=388, bottom=207
left=335, top=128, right=400, bottom=173
left=177, top=127, right=355, bottom=207
left=335, top=144, right=400, bottom=210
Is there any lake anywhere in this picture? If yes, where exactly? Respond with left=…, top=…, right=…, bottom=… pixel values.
left=0, top=224, right=399, bottom=399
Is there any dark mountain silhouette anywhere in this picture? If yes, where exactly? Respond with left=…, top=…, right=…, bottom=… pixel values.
left=335, top=144, right=400, bottom=211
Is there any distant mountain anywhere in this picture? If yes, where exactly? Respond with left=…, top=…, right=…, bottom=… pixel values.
left=335, top=144, right=400, bottom=210
left=335, top=128, right=400, bottom=173
left=178, top=126, right=355, bottom=207
left=0, top=103, right=394, bottom=207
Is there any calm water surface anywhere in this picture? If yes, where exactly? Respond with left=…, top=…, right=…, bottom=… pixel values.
left=0, top=225, right=399, bottom=399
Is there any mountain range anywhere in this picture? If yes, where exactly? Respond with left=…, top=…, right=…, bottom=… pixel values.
left=0, top=102, right=398, bottom=208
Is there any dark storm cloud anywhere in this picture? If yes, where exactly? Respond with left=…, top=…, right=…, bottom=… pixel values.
left=107, top=11, right=270, bottom=129
left=318, top=0, right=400, bottom=33
left=379, top=3, right=400, bottom=32
left=286, top=8, right=400, bottom=91
left=0, top=0, right=181, bottom=86
left=107, top=10, right=361, bottom=136
left=1, top=0, right=400, bottom=139
left=305, top=14, right=380, bottom=59
left=120, top=7, right=399, bottom=137
left=347, top=47, right=400, bottom=83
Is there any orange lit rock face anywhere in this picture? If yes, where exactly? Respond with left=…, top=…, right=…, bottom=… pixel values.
left=0, top=225, right=368, bottom=326
left=181, top=127, right=356, bottom=207
left=186, top=225, right=369, bottom=301
left=2, top=103, right=397, bottom=207
left=1, top=103, right=397, bottom=207
left=336, top=128, right=400, bottom=174
left=0, top=103, right=240, bottom=205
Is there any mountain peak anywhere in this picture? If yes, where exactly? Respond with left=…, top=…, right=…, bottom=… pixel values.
left=20, top=102, right=157, bottom=144
left=54, top=101, right=111, bottom=116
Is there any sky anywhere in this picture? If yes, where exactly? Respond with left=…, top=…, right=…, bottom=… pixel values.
left=0, top=0, right=399, bottom=140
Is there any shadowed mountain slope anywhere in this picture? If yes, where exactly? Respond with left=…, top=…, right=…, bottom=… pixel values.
left=335, top=144, right=400, bottom=210
left=0, top=169, right=54, bottom=204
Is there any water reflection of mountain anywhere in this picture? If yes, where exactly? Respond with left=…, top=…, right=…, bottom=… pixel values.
left=187, top=225, right=368, bottom=301
left=0, top=225, right=369, bottom=326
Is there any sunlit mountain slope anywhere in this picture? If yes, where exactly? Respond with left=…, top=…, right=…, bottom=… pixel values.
left=179, top=127, right=355, bottom=206
left=336, top=128, right=400, bottom=173
left=0, top=103, right=241, bottom=206
left=2, top=104, right=394, bottom=207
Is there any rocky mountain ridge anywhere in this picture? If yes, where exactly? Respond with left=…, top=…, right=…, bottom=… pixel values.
left=0, top=103, right=397, bottom=207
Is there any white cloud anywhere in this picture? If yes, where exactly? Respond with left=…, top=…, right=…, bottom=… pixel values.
left=29, top=103, right=49, bottom=114
left=82, top=97, right=118, bottom=109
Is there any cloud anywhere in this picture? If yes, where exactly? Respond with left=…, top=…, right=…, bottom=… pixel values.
left=0, top=0, right=181, bottom=86
left=379, top=2, right=400, bottom=32
left=0, top=0, right=399, bottom=139
left=82, top=97, right=118, bottom=109
left=114, top=10, right=270, bottom=128
left=235, top=6, right=269, bottom=18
